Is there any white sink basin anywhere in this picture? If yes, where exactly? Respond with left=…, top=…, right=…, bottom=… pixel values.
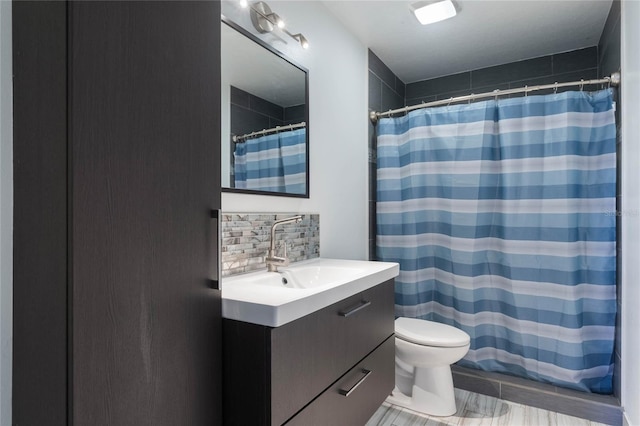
left=221, top=258, right=399, bottom=327
left=279, top=263, right=365, bottom=289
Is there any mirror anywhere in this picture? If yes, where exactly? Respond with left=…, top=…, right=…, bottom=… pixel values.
left=221, top=18, right=309, bottom=197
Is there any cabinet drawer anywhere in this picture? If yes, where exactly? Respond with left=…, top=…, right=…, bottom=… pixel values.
left=271, top=279, right=394, bottom=425
left=286, top=335, right=395, bottom=426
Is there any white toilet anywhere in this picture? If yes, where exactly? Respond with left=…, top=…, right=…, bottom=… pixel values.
left=387, top=317, right=471, bottom=417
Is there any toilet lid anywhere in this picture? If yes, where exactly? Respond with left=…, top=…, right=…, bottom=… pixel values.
left=395, top=317, right=470, bottom=348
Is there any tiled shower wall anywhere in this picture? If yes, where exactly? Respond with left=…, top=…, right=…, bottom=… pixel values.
left=221, top=213, right=319, bottom=277
left=231, top=86, right=305, bottom=134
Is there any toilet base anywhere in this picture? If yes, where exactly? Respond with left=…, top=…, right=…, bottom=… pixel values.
left=386, top=365, right=457, bottom=417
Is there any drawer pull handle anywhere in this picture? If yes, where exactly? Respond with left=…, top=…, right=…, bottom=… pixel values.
left=338, top=369, right=372, bottom=397
left=339, top=300, right=371, bottom=317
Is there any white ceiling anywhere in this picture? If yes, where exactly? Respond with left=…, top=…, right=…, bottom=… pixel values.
left=323, top=0, right=613, bottom=83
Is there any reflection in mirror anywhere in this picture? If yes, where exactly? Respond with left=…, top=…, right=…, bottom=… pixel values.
left=221, top=18, right=309, bottom=197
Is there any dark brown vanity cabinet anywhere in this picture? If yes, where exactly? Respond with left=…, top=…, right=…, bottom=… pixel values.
left=223, top=279, right=395, bottom=425
left=13, top=2, right=222, bottom=425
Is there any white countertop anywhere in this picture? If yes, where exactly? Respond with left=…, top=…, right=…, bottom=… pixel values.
left=221, top=258, right=399, bottom=327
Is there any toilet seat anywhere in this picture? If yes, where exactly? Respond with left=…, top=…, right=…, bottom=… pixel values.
left=395, top=317, right=470, bottom=348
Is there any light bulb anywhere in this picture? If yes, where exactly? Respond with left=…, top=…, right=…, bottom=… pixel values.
left=269, top=13, right=285, bottom=29
left=294, top=34, right=309, bottom=49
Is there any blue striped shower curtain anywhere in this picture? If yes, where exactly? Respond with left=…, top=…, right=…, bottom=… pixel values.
left=234, top=128, right=306, bottom=194
left=376, top=89, right=617, bottom=393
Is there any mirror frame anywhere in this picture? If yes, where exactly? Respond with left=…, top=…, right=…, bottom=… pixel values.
left=221, top=16, right=310, bottom=198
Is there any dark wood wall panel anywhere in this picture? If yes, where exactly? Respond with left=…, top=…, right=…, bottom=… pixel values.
left=12, top=2, right=69, bottom=425
left=13, top=1, right=222, bottom=425
left=70, top=2, right=221, bottom=424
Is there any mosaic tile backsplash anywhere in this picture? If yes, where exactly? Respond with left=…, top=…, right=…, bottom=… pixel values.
left=221, top=213, right=320, bottom=277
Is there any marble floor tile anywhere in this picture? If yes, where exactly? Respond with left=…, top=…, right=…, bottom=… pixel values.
left=448, top=389, right=498, bottom=426
left=369, top=402, right=401, bottom=426
left=556, top=411, right=596, bottom=426
left=366, top=389, right=612, bottom=426
left=490, top=399, right=528, bottom=426
left=389, top=408, right=431, bottom=426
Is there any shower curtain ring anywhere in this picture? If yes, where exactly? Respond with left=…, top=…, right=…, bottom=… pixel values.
left=525, top=86, right=528, bottom=97
left=580, top=79, right=584, bottom=91
left=493, top=89, right=500, bottom=102
left=554, top=82, right=558, bottom=94
left=447, top=97, right=453, bottom=106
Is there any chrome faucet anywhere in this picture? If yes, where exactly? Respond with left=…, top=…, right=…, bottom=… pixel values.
left=266, top=215, right=303, bottom=272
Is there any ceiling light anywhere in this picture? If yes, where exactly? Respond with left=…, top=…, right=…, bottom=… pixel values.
left=410, top=0, right=457, bottom=25
left=239, top=0, right=248, bottom=8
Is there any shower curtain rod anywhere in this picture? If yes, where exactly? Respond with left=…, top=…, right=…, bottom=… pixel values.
left=369, top=71, right=621, bottom=124
left=232, top=121, right=306, bottom=143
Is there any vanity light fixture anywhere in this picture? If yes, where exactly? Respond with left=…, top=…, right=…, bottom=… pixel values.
left=248, top=1, right=309, bottom=49
left=290, top=33, right=309, bottom=50
left=269, top=12, right=285, bottom=29
left=410, top=0, right=457, bottom=25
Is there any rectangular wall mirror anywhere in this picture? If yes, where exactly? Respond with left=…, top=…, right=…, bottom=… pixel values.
left=221, top=18, right=309, bottom=197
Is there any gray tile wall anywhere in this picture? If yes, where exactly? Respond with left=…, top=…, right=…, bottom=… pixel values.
left=368, top=50, right=406, bottom=260
left=405, top=47, right=601, bottom=105
left=231, top=85, right=304, bottom=135
left=599, top=0, right=621, bottom=80
left=221, top=213, right=319, bottom=276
